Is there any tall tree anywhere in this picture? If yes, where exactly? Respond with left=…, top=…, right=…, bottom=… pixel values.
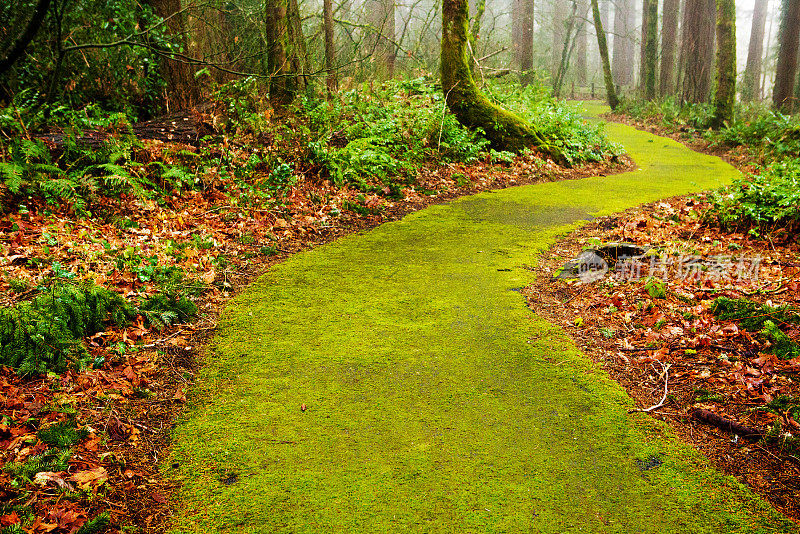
left=591, top=0, right=618, bottom=108
left=743, top=0, right=769, bottom=101
left=641, top=0, right=658, bottom=99
left=680, top=0, right=715, bottom=103
left=612, top=0, right=635, bottom=86
left=265, top=0, right=299, bottom=110
left=0, top=0, right=52, bottom=78
left=773, top=0, right=800, bottom=110
left=659, top=0, right=680, bottom=97
left=441, top=0, right=561, bottom=158
left=367, top=0, right=396, bottom=76
left=323, top=0, right=337, bottom=94
left=575, top=1, right=589, bottom=86
left=517, top=0, right=535, bottom=84
left=712, top=0, right=737, bottom=127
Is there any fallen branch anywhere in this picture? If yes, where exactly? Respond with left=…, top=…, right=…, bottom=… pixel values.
left=690, top=408, right=764, bottom=439
left=629, top=362, right=671, bottom=413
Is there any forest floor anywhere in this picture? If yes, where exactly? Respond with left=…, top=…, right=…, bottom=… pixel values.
left=2, top=103, right=798, bottom=533
left=165, top=110, right=793, bottom=532
left=0, top=113, right=630, bottom=533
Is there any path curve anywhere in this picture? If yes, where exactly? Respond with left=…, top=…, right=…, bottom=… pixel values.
left=169, top=103, right=795, bottom=533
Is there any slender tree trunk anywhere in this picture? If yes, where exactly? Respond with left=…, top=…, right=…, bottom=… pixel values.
left=519, top=0, right=535, bottom=85
left=639, top=0, right=648, bottom=92
left=681, top=0, right=716, bottom=103
left=773, top=0, right=800, bottom=110
left=612, top=0, right=634, bottom=86
left=659, top=0, right=680, bottom=97
left=323, top=0, right=337, bottom=95
left=441, top=0, right=562, bottom=158
left=712, top=0, right=737, bottom=127
left=265, top=0, right=296, bottom=110
left=743, top=0, right=768, bottom=101
left=591, top=0, right=618, bottom=108
left=575, top=1, right=588, bottom=85
left=642, top=0, right=658, bottom=99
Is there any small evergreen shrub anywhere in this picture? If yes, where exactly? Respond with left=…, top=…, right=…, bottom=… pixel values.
left=0, top=283, right=135, bottom=375
left=711, top=297, right=799, bottom=331
left=75, top=513, right=110, bottom=534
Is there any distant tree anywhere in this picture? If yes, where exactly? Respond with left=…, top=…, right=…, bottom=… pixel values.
left=0, top=0, right=52, bottom=78
left=680, top=0, right=715, bottom=103
left=367, top=0, right=396, bottom=76
left=641, top=0, right=657, bottom=100
left=612, top=0, right=635, bottom=86
left=742, top=0, right=768, bottom=101
left=574, top=0, right=589, bottom=86
left=711, top=0, right=736, bottom=128
left=323, top=0, right=337, bottom=94
left=514, top=0, right=535, bottom=84
left=773, top=0, right=800, bottom=110
left=590, top=0, right=618, bottom=108
left=659, top=0, right=679, bottom=97
left=441, top=0, right=561, bottom=157
left=552, top=0, right=570, bottom=80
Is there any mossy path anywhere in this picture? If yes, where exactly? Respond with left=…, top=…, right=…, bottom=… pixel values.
left=169, top=103, right=795, bottom=533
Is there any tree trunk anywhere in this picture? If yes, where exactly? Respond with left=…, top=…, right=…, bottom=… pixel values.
left=639, top=0, right=648, bottom=92
left=711, top=0, right=736, bottom=128
left=680, top=0, right=715, bottom=103
left=265, top=0, right=297, bottom=110
left=773, top=0, right=800, bottom=110
left=743, top=0, right=768, bottom=101
left=323, top=0, right=337, bottom=94
left=659, top=0, right=680, bottom=97
left=642, top=0, right=658, bottom=100
left=591, top=0, right=618, bottom=108
left=147, top=0, right=199, bottom=110
left=441, top=0, right=562, bottom=159
left=575, top=1, right=588, bottom=85
left=367, top=0, right=396, bottom=77
left=612, top=0, right=635, bottom=86
left=519, top=0, right=535, bottom=85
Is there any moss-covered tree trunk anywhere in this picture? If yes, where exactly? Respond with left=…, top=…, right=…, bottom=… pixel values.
left=642, top=0, right=658, bottom=100
left=441, top=0, right=562, bottom=159
left=265, top=0, right=297, bottom=110
left=773, top=0, right=800, bottom=111
left=711, top=0, right=736, bottom=128
left=659, top=0, right=679, bottom=97
left=590, top=0, right=618, bottom=109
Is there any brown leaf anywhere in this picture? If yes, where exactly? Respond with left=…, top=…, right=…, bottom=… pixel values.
left=69, top=466, right=108, bottom=490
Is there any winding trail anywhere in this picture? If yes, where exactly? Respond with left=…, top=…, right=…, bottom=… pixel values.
left=169, top=103, right=795, bottom=532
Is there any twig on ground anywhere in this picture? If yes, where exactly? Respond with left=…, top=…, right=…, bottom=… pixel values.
left=629, top=362, right=671, bottom=413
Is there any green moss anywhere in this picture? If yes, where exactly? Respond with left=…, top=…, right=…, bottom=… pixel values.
left=168, top=106, right=794, bottom=532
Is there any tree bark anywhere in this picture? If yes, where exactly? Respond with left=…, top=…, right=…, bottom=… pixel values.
left=591, top=0, right=618, bottom=108
left=441, top=0, right=562, bottom=159
left=642, top=0, right=658, bottom=100
left=659, top=0, right=680, bottom=97
left=742, top=0, right=768, bottom=101
left=575, top=1, right=588, bottom=85
left=519, top=0, right=535, bottom=85
left=712, top=0, right=736, bottom=128
left=323, top=0, right=337, bottom=94
left=552, top=0, right=570, bottom=80
left=0, top=0, right=52, bottom=78
left=265, top=0, right=297, bottom=110
left=773, top=0, right=800, bottom=111
left=680, top=0, right=716, bottom=103
left=612, top=0, right=635, bottom=86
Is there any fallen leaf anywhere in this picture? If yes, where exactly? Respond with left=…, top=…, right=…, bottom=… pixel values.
left=70, top=466, right=108, bottom=490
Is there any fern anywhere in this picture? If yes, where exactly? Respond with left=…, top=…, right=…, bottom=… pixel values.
left=0, top=162, right=24, bottom=193
left=75, top=513, right=110, bottom=534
